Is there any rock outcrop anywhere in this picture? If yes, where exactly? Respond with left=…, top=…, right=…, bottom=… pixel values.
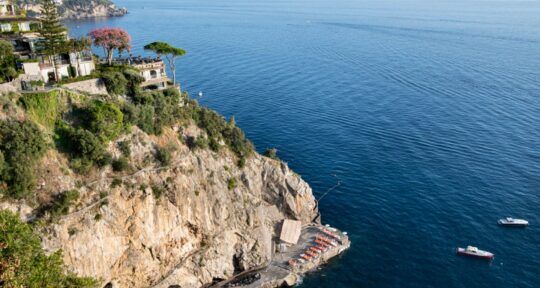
left=18, top=0, right=128, bottom=19
left=32, top=125, right=317, bottom=288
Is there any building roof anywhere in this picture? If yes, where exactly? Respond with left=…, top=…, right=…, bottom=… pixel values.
left=279, top=219, right=302, bottom=244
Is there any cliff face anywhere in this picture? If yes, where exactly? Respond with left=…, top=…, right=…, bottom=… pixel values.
left=18, top=0, right=127, bottom=19
left=21, top=125, right=316, bottom=287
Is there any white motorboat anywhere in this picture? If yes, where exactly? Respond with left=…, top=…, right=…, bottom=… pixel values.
left=457, top=246, right=494, bottom=260
left=498, top=217, right=528, bottom=227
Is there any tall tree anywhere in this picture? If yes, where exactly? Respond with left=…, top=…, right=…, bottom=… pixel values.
left=0, top=40, right=18, bottom=82
left=144, top=41, right=186, bottom=87
left=88, top=27, right=131, bottom=65
left=37, top=0, right=67, bottom=82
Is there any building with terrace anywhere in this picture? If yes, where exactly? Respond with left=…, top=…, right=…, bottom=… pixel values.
left=0, top=1, right=96, bottom=83
left=22, top=51, right=95, bottom=83
left=1, top=0, right=41, bottom=58
left=113, top=56, right=171, bottom=90
left=130, top=57, right=170, bottom=90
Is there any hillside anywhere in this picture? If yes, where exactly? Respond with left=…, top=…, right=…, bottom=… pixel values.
left=0, top=70, right=317, bottom=287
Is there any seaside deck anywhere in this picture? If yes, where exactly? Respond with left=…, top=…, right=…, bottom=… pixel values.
left=212, top=224, right=350, bottom=288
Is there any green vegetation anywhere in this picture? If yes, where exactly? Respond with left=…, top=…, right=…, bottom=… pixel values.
left=263, top=148, right=279, bottom=161
left=151, top=184, right=165, bottom=200
left=0, top=40, right=18, bottom=83
left=0, top=210, right=98, bottom=287
left=37, top=0, right=67, bottom=82
left=56, top=124, right=106, bottom=173
left=0, top=120, right=48, bottom=199
left=100, top=71, right=128, bottom=95
left=19, top=90, right=62, bottom=129
left=38, top=189, right=80, bottom=219
left=79, top=100, right=123, bottom=142
left=227, top=177, right=237, bottom=191
left=62, top=0, right=113, bottom=9
left=155, top=145, right=173, bottom=166
left=144, top=41, right=186, bottom=86
left=131, top=87, right=183, bottom=134
left=117, top=140, right=131, bottom=157
left=54, top=99, right=123, bottom=172
left=112, top=156, right=129, bottom=172
left=111, top=178, right=122, bottom=188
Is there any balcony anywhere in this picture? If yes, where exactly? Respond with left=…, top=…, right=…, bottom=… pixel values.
left=140, top=76, right=170, bottom=88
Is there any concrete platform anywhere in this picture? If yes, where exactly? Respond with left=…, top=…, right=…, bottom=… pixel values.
left=213, top=224, right=350, bottom=288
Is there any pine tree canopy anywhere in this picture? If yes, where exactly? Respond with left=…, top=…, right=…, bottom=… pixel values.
left=37, top=0, right=67, bottom=56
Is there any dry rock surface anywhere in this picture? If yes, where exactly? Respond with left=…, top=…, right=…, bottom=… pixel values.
left=26, top=125, right=317, bottom=288
left=20, top=0, right=127, bottom=19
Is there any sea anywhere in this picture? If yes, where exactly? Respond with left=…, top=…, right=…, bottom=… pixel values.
left=65, top=0, right=540, bottom=287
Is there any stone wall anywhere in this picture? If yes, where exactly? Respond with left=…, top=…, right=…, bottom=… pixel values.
left=62, top=78, right=108, bottom=95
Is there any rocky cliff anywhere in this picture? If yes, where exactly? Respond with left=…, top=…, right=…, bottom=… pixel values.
left=18, top=0, right=127, bottom=19
left=0, top=89, right=318, bottom=288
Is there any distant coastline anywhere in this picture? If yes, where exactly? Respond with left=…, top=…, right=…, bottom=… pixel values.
left=17, top=0, right=127, bottom=19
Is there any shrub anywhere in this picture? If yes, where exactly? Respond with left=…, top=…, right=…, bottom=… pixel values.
left=195, top=134, right=208, bottom=150
left=55, top=125, right=106, bottom=173
left=155, top=146, right=173, bottom=166
left=185, top=135, right=196, bottom=150
left=0, top=151, right=4, bottom=172
left=237, top=156, right=246, bottom=168
left=111, top=178, right=123, bottom=188
left=55, top=123, right=115, bottom=173
left=137, top=104, right=155, bottom=134
left=80, top=100, right=124, bottom=142
left=0, top=210, right=98, bottom=287
left=117, top=140, right=131, bottom=157
left=209, top=137, right=220, bottom=152
left=112, top=156, right=129, bottom=172
left=227, top=177, right=237, bottom=191
left=120, top=101, right=140, bottom=130
left=97, top=152, right=113, bottom=167
left=101, top=71, right=127, bottom=95
left=263, top=148, right=279, bottom=160
left=19, top=91, right=61, bottom=129
left=122, top=68, right=144, bottom=97
left=68, top=227, right=78, bottom=236
left=0, top=40, right=18, bottom=82
left=0, top=120, right=48, bottom=198
left=47, top=189, right=80, bottom=218
left=132, top=88, right=182, bottom=134
left=180, top=100, right=254, bottom=161
left=151, top=184, right=165, bottom=200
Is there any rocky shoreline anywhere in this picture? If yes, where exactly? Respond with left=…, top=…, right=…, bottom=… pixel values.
left=212, top=224, right=351, bottom=288
left=19, top=1, right=128, bottom=19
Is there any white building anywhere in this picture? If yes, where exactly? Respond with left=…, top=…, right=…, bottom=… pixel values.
left=0, top=0, right=15, bottom=17
left=22, top=52, right=95, bottom=83
left=130, top=57, right=170, bottom=89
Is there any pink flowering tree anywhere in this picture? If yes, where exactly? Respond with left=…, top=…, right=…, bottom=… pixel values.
left=88, top=27, right=131, bottom=65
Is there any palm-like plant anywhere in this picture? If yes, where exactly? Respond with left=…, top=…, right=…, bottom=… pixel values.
left=144, top=41, right=186, bottom=88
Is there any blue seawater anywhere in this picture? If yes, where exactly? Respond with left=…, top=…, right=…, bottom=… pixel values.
left=66, top=0, right=540, bottom=287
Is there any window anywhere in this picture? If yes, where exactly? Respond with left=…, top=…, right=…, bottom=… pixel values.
left=150, top=70, right=158, bottom=79
left=18, top=22, right=30, bottom=32
left=1, top=23, right=12, bottom=32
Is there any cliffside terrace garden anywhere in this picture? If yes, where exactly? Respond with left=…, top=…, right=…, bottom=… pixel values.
left=0, top=77, right=254, bottom=196
left=0, top=0, right=181, bottom=92
left=0, top=67, right=254, bottom=286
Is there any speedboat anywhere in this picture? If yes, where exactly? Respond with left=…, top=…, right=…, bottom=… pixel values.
left=498, top=217, right=528, bottom=227
left=457, top=246, right=494, bottom=260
